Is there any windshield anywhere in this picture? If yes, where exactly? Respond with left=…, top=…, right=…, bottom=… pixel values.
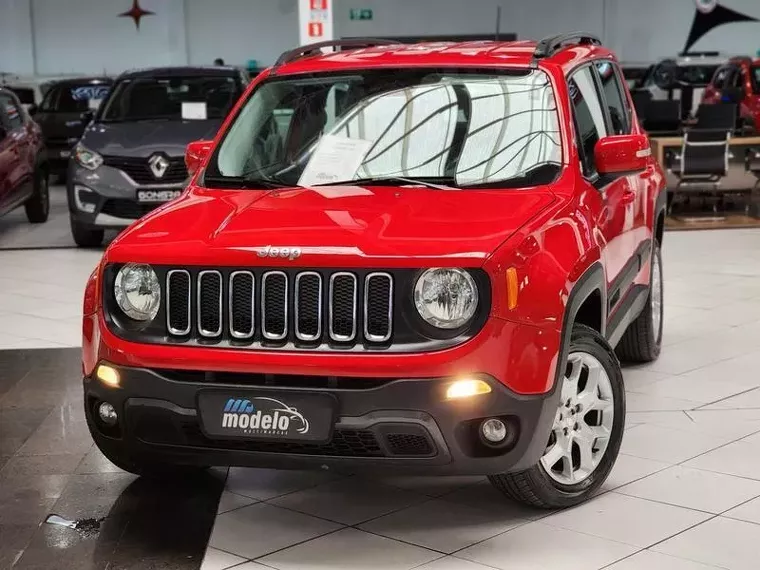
left=40, top=83, right=110, bottom=113
left=100, top=75, right=240, bottom=122
left=207, top=68, right=561, bottom=189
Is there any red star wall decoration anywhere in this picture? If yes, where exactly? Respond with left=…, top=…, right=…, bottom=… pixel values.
left=119, top=0, right=155, bottom=30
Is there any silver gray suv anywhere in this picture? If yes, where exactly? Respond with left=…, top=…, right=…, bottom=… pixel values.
left=67, top=66, right=247, bottom=246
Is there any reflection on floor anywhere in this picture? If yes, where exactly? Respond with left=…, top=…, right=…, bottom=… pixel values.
left=1, top=230, right=760, bottom=569
left=0, top=348, right=225, bottom=569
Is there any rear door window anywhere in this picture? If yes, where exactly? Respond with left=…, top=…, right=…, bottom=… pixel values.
left=594, top=61, right=631, bottom=135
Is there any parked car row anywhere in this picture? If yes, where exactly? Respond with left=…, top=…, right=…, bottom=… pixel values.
left=0, top=66, right=248, bottom=242
left=626, top=52, right=760, bottom=135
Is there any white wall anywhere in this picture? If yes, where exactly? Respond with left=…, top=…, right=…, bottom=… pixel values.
left=333, top=0, right=603, bottom=43
left=605, top=0, right=760, bottom=62
left=2, top=0, right=760, bottom=77
left=185, top=0, right=297, bottom=69
left=0, top=0, right=35, bottom=75
left=31, top=0, right=187, bottom=76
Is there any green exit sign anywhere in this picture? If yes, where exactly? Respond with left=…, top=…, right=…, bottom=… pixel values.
left=349, top=8, right=373, bottom=20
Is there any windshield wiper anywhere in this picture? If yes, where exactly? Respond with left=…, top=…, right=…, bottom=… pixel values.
left=311, top=176, right=459, bottom=190
left=203, top=175, right=290, bottom=189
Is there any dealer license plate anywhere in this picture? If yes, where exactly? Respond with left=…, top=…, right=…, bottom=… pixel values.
left=197, top=390, right=336, bottom=443
left=136, top=189, right=182, bottom=203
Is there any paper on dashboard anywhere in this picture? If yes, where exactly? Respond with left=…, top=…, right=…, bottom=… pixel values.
left=298, top=135, right=373, bottom=187
left=181, top=102, right=208, bottom=120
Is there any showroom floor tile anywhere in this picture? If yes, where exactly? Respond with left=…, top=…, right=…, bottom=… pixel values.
left=2, top=227, right=760, bottom=568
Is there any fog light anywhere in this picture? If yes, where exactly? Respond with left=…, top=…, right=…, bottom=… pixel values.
left=97, top=402, right=118, bottom=426
left=481, top=418, right=507, bottom=443
left=96, top=364, right=120, bottom=388
left=446, top=379, right=491, bottom=400
left=74, top=185, right=98, bottom=213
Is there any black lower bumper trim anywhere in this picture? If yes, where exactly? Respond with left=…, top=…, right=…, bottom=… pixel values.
left=84, top=365, right=559, bottom=476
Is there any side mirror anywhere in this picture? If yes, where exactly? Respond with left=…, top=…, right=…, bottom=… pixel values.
left=594, top=134, right=651, bottom=175
left=185, top=140, right=213, bottom=176
left=27, top=104, right=38, bottom=116
left=81, top=109, right=95, bottom=123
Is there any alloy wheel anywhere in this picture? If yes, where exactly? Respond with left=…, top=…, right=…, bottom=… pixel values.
left=540, top=352, right=614, bottom=485
left=650, top=251, right=662, bottom=341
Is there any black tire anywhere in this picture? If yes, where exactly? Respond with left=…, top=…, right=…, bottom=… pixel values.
left=25, top=167, right=50, bottom=223
left=70, top=216, right=105, bottom=248
left=616, top=242, right=663, bottom=363
left=489, top=324, right=625, bottom=509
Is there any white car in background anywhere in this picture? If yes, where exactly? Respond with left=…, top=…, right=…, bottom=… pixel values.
left=0, top=74, right=77, bottom=112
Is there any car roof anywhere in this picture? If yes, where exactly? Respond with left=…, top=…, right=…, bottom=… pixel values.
left=271, top=40, right=617, bottom=76
left=117, top=66, right=240, bottom=80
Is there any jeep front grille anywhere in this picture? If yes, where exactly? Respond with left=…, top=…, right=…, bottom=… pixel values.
left=165, top=268, right=394, bottom=347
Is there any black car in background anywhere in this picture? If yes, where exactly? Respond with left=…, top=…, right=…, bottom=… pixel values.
left=29, top=77, right=112, bottom=178
left=68, top=66, right=247, bottom=246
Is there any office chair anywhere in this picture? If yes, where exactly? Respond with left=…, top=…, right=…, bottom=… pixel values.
left=641, top=100, right=682, bottom=135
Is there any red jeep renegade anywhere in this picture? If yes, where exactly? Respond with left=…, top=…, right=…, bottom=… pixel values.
left=82, top=34, right=666, bottom=508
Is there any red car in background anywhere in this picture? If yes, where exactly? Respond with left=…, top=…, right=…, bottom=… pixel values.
left=0, top=87, right=50, bottom=224
left=701, top=56, right=760, bottom=132
left=82, top=34, right=666, bottom=509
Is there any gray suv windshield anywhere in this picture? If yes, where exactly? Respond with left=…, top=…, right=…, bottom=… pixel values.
left=100, top=75, right=239, bottom=122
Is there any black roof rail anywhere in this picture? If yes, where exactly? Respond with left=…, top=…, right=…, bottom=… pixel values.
left=273, top=38, right=402, bottom=68
left=533, top=31, right=602, bottom=60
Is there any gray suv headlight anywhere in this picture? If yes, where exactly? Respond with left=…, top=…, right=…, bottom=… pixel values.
left=414, top=268, right=478, bottom=329
left=114, top=263, right=161, bottom=321
left=74, top=143, right=103, bottom=170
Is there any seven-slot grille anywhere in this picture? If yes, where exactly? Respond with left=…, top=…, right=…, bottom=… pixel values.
left=165, top=269, right=394, bottom=347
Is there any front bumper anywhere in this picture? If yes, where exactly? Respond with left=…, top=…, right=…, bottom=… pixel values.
left=84, top=364, right=559, bottom=476
left=68, top=162, right=183, bottom=229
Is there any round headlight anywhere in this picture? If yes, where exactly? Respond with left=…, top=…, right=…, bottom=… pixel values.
left=414, top=268, right=479, bottom=329
left=114, top=263, right=160, bottom=321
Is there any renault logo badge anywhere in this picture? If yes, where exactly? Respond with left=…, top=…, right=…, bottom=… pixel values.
left=148, top=154, right=170, bottom=179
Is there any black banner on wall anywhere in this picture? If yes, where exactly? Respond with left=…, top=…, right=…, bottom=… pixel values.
left=683, top=2, right=758, bottom=54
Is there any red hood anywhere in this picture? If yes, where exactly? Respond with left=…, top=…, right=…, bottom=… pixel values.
left=106, top=185, right=556, bottom=267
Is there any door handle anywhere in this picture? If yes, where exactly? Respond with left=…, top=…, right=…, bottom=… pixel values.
left=621, top=190, right=636, bottom=204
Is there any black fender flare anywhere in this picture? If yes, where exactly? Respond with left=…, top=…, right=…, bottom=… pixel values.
left=654, top=188, right=667, bottom=242
left=551, top=262, right=607, bottom=391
